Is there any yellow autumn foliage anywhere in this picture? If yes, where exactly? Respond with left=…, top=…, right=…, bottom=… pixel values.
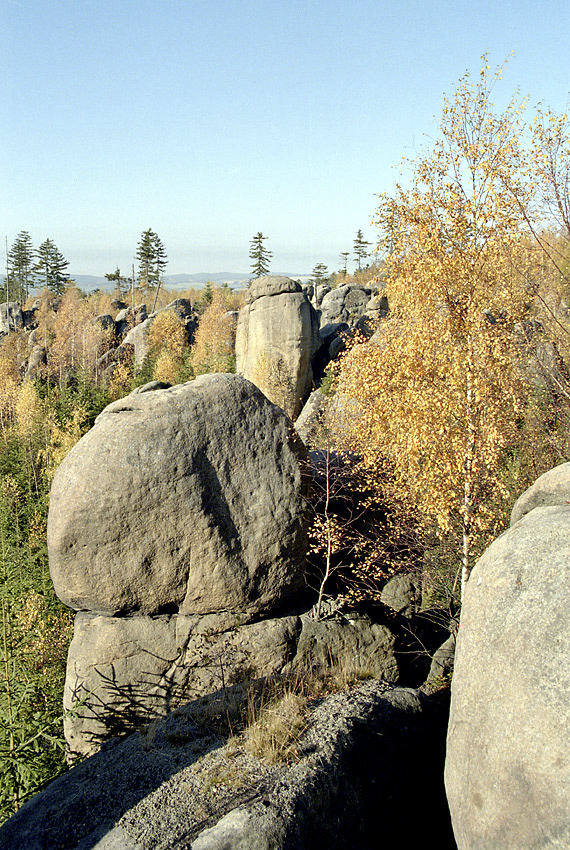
left=190, top=288, right=236, bottom=375
left=338, top=58, right=541, bottom=595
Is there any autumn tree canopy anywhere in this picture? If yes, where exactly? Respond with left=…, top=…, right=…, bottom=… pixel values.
left=338, top=59, right=545, bottom=597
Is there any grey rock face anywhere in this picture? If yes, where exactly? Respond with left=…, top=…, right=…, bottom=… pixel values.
left=0, top=681, right=454, bottom=850
left=294, top=389, right=330, bottom=446
left=64, top=611, right=302, bottom=760
left=122, top=317, right=152, bottom=368
left=0, top=301, right=23, bottom=335
left=48, top=374, right=310, bottom=618
left=94, top=313, right=115, bottom=331
left=25, top=346, right=47, bottom=379
left=381, top=574, right=421, bottom=618
left=288, top=611, right=399, bottom=681
left=319, top=285, right=372, bottom=327
left=445, top=503, right=570, bottom=849
left=235, top=276, right=321, bottom=419
left=510, top=460, right=570, bottom=525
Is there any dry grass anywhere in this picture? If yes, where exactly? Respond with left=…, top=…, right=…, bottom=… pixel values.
left=242, top=689, right=308, bottom=764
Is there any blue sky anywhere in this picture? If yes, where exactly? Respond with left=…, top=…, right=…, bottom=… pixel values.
left=1, top=0, right=569, bottom=277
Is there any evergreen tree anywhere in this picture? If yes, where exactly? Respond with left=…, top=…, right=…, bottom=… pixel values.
left=34, top=239, right=69, bottom=295
left=311, top=263, right=329, bottom=285
left=339, top=252, right=350, bottom=275
left=104, top=267, right=129, bottom=299
left=249, top=232, right=272, bottom=279
left=136, top=229, right=167, bottom=291
left=353, top=230, right=370, bottom=271
left=6, top=232, right=36, bottom=303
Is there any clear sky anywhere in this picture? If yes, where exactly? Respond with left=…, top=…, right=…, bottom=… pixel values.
left=1, top=0, right=569, bottom=277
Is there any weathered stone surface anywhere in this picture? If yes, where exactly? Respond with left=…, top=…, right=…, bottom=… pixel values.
left=445, top=504, right=570, bottom=849
left=510, top=460, right=570, bottom=525
left=94, top=313, right=115, bottom=331
left=319, top=285, right=371, bottom=327
left=236, top=276, right=321, bottom=419
left=0, top=301, right=23, bottom=335
left=63, top=602, right=403, bottom=759
left=381, top=574, right=421, bottom=618
left=422, top=634, right=455, bottom=693
left=288, top=611, right=399, bottom=681
left=0, top=682, right=454, bottom=850
left=122, top=317, right=152, bottom=367
left=244, top=275, right=303, bottom=304
left=294, top=389, right=330, bottom=446
left=64, top=611, right=302, bottom=759
left=48, top=374, right=310, bottom=617
left=25, top=346, right=47, bottom=379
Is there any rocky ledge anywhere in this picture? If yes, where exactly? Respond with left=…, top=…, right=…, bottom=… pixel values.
left=0, top=681, right=454, bottom=850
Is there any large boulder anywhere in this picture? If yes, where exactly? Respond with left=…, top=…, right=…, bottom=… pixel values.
left=319, top=285, right=372, bottom=328
left=445, top=502, right=570, bottom=849
left=0, top=301, right=23, bottom=336
left=48, top=374, right=310, bottom=618
left=235, top=276, right=321, bottom=420
left=63, top=606, right=401, bottom=759
left=510, top=460, right=570, bottom=525
left=0, top=682, right=454, bottom=850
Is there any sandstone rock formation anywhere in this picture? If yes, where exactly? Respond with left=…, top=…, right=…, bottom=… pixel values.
left=0, top=681, right=454, bottom=850
left=49, top=374, right=310, bottom=618
left=0, top=301, right=23, bottom=338
left=48, top=374, right=319, bottom=757
left=445, top=468, right=570, bottom=849
left=510, top=460, right=570, bottom=524
left=63, top=604, right=402, bottom=759
left=235, top=276, right=321, bottom=419
left=318, top=284, right=372, bottom=327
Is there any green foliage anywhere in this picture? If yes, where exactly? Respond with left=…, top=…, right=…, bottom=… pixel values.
left=34, top=239, right=70, bottom=295
left=249, top=232, right=272, bottom=280
left=0, top=466, right=72, bottom=820
left=0, top=369, right=114, bottom=824
left=136, top=228, right=167, bottom=291
left=5, top=232, right=36, bottom=302
left=353, top=229, right=370, bottom=271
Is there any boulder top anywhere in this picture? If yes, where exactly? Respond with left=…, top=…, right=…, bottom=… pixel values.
left=245, top=276, right=303, bottom=304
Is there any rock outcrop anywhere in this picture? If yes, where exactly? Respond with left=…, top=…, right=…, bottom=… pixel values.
left=318, top=284, right=372, bottom=327
left=0, top=682, right=455, bottom=850
left=0, top=301, right=23, bottom=337
left=446, top=464, right=570, bottom=849
left=49, top=374, right=310, bottom=618
left=235, top=276, right=321, bottom=419
left=48, top=374, right=317, bottom=757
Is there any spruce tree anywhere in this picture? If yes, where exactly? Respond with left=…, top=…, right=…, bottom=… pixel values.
left=249, top=232, right=272, bottom=280
left=35, top=239, right=69, bottom=295
left=6, top=231, right=36, bottom=302
left=311, top=262, right=329, bottom=285
left=136, top=229, right=167, bottom=291
left=353, top=230, right=371, bottom=271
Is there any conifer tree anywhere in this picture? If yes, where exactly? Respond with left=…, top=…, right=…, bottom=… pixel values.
left=339, top=252, right=350, bottom=275
left=353, top=230, right=370, bottom=271
left=311, top=263, right=329, bottom=285
left=136, top=229, right=167, bottom=291
left=34, top=239, right=69, bottom=295
left=249, top=232, right=272, bottom=279
left=6, top=232, right=36, bottom=302
left=104, top=267, right=129, bottom=299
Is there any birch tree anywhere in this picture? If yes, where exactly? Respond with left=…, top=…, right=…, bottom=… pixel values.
left=338, top=59, right=536, bottom=597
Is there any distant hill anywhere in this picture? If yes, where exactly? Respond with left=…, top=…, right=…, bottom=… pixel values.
left=0, top=272, right=308, bottom=295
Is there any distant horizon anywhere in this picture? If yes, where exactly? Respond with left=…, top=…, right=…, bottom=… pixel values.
left=3, top=0, right=570, bottom=283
